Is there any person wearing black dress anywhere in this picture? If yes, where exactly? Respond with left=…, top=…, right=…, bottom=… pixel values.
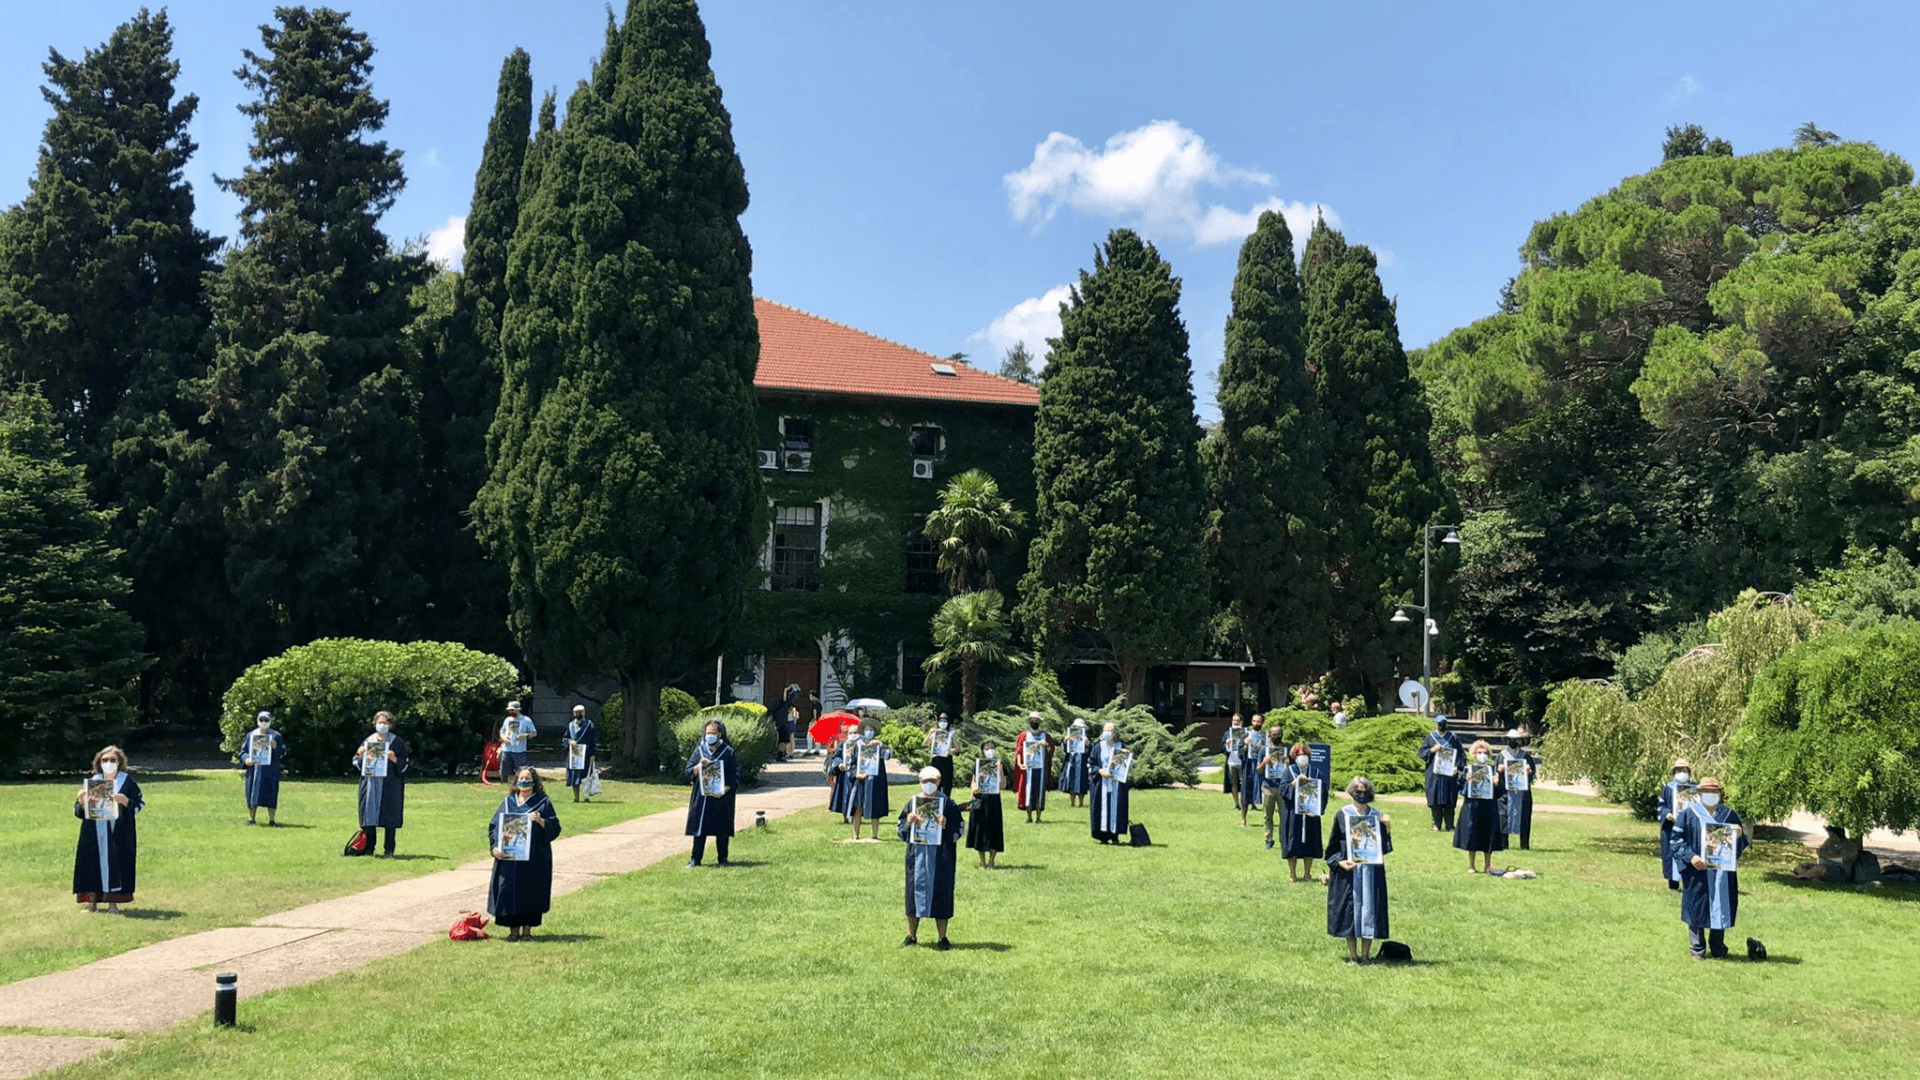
left=489, top=768, right=562, bottom=940
left=964, top=740, right=1007, bottom=869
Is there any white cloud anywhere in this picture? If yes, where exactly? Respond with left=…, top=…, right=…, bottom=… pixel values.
left=421, top=147, right=442, bottom=168
left=426, top=215, right=467, bottom=269
left=1663, top=74, right=1701, bottom=106
left=1004, top=120, right=1331, bottom=247
left=974, top=283, right=1073, bottom=361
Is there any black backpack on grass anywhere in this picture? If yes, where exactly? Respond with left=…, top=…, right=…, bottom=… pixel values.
left=1379, top=941, right=1413, bottom=962
left=1128, top=823, right=1151, bottom=847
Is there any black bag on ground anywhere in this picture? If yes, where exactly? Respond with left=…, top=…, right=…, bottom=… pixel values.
left=1128, top=823, right=1150, bottom=847
left=1746, top=937, right=1767, bottom=961
left=1379, top=940, right=1413, bottom=962
left=342, top=829, right=369, bottom=857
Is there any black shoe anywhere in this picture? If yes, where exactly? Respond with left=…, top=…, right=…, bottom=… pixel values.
left=244, top=819, right=256, bottom=826
left=935, top=938, right=951, bottom=951
left=1668, top=880, right=1680, bottom=890
left=686, top=859, right=700, bottom=869
left=383, top=850, right=396, bottom=858
left=901, top=936, right=917, bottom=947
left=267, top=821, right=280, bottom=828
left=716, top=860, right=731, bottom=867
left=1264, top=839, right=1274, bottom=850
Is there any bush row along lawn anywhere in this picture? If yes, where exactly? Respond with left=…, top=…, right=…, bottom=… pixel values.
left=0, top=770, right=688, bottom=986
left=45, top=785, right=1920, bottom=1080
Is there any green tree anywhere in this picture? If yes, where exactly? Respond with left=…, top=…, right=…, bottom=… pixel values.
left=923, top=468, right=1025, bottom=595
left=1793, top=121, right=1840, bottom=148
left=1732, top=622, right=1920, bottom=837
left=1020, top=229, right=1208, bottom=704
left=0, top=9, right=220, bottom=722
left=195, top=7, right=432, bottom=676
left=0, top=388, right=148, bottom=768
left=925, top=590, right=1014, bottom=718
left=1206, top=209, right=1328, bottom=703
left=1303, top=220, right=1449, bottom=705
left=1797, top=546, right=1920, bottom=627
left=998, top=341, right=1038, bottom=385
left=476, top=0, right=761, bottom=771
left=1661, top=123, right=1732, bottom=161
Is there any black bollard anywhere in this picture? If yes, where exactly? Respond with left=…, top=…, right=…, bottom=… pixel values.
left=214, top=972, right=238, bottom=1027
left=755, top=810, right=768, bottom=829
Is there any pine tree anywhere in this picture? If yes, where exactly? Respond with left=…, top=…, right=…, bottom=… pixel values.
left=998, top=342, right=1038, bottom=385
left=1304, top=220, right=1450, bottom=706
left=0, top=388, right=148, bottom=768
left=1019, top=229, right=1208, bottom=704
left=1205, top=210, right=1328, bottom=703
left=196, top=7, right=431, bottom=673
left=0, top=9, right=220, bottom=721
left=477, top=0, right=761, bottom=770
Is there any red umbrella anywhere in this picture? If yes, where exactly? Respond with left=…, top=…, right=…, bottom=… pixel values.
left=810, top=710, right=860, bottom=746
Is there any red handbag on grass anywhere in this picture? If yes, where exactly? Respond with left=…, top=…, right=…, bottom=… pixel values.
left=449, top=910, right=490, bottom=941
left=480, top=740, right=502, bottom=785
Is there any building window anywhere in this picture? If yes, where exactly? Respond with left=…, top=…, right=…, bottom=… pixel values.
left=780, top=417, right=814, bottom=451
left=771, top=505, right=822, bottom=592
left=902, top=645, right=931, bottom=696
left=905, top=523, right=941, bottom=595
left=909, top=424, right=943, bottom=459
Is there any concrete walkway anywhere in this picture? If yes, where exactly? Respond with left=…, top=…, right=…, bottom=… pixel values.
left=0, top=765, right=833, bottom=1079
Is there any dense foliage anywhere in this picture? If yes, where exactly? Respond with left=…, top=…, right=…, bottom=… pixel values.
left=218, top=638, right=522, bottom=777
left=656, top=702, right=776, bottom=784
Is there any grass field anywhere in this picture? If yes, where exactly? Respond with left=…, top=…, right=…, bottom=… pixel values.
left=35, top=784, right=1920, bottom=1079
left=0, top=769, right=686, bottom=985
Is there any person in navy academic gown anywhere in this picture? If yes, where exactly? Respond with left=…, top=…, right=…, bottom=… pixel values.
left=685, top=719, right=740, bottom=867
left=1015, top=713, right=1052, bottom=823
left=843, top=726, right=891, bottom=840
left=923, top=714, right=957, bottom=795
left=1089, top=723, right=1131, bottom=844
left=1453, top=739, right=1507, bottom=872
left=1655, top=757, right=1695, bottom=891
left=488, top=767, right=563, bottom=940
left=1237, top=719, right=1267, bottom=828
left=1499, top=729, right=1538, bottom=850
left=1058, top=719, right=1092, bottom=807
left=1670, top=777, right=1751, bottom=960
left=964, top=740, right=1006, bottom=868
left=1418, top=716, right=1465, bottom=831
left=563, top=704, right=598, bottom=802
left=73, top=745, right=143, bottom=912
left=825, top=721, right=856, bottom=817
left=241, top=710, right=287, bottom=826
left=898, top=766, right=963, bottom=949
left=1220, top=714, right=1248, bottom=809
left=1276, top=740, right=1326, bottom=880
left=1324, top=776, right=1393, bottom=964
left=353, top=711, right=409, bottom=856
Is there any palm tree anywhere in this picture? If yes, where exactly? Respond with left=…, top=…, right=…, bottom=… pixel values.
left=923, top=468, right=1026, bottom=595
left=925, top=590, right=1014, bottom=717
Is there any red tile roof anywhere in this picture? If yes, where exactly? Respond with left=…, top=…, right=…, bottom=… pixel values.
left=754, top=298, right=1040, bottom=408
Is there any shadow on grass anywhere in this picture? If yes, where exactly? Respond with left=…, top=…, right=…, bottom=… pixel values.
left=987, top=864, right=1045, bottom=871
left=1585, top=835, right=1662, bottom=858
left=119, top=909, right=186, bottom=921
left=526, top=933, right=601, bottom=943
left=369, top=854, right=446, bottom=863
left=257, top=823, right=316, bottom=830
left=714, top=860, right=768, bottom=869
left=943, top=941, right=1012, bottom=952
left=1760, top=872, right=1920, bottom=904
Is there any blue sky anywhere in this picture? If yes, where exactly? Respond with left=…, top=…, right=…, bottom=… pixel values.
left=3, top=1, right=1917, bottom=416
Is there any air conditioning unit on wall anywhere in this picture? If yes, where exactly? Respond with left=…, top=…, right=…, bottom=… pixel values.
left=911, top=457, right=935, bottom=480
left=784, top=450, right=813, bottom=473
left=755, top=450, right=779, bottom=471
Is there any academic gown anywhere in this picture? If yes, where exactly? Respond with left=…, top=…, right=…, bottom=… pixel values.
left=1015, top=731, right=1052, bottom=811
left=1671, top=804, right=1751, bottom=931
left=898, top=793, right=964, bottom=919
left=1058, top=735, right=1092, bottom=796
left=1279, top=764, right=1325, bottom=859
left=1238, top=735, right=1268, bottom=809
left=684, top=742, right=740, bottom=837
left=1500, top=750, right=1537, bottom=838
left=1656, top=779, right=1688, bottom=883
left=1324, top=805, right=1393, bottom=940
left=1420, top=731, right=1465, bottom=808
left=243, top=729, right=287, bottom=810
left=73, top=772, right=143, bottom=902
left=355, top=736, right=410, bottom=828
left=487, top=792, right=562, bottom=927
left=1089, top=742, right=1131, bottom=842
left=564, top=718, right=598, bottom=788
left=929, top=732, right=956, bottom=794
left=843, top=742, right=891, bottom=820
left=966, top=762, right=1006, bottom=853
left=1452, top=762, right=1507, bottom=853
left=826, top=742, right=852, bottom=815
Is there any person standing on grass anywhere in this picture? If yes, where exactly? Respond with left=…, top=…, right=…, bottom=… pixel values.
left=843, top=725, right=891, bottom=840
left=489, top=767, right=562, bottom=941
left=73, top=745, right=142, bottom=913
left=1221, top=714, right=1248, bottom=810
left=1453, top=739, right=1507, bottom=873
left=563, top=704, right=597, bottom=803
left=1016, top=713, right=1052, bottom=824
left=826, top=722, right=854, bottom=818
left=1237, top=718, right=1267, bottom=828
left=1418, top=715, right=1464, bottom=831
left=1058, top=718, right=1092, bottom=808
left=242, top=710, right=286, bottom=826
left=1324, top=776, right=1392, bottom=964
left=685, top=720, right=739, bottom=867
left=923, top=713, right=957, bottom=795
left=1656, top=758, right=1695, bottom=891
left=1255, top=727, right=1288, bottom=851
left=1277, top=741, right=1325, bottom=880
left=899, top=766, right=963, bottom=949
left=353, top=712, right=408, bottom=857
left=1670, top=778, right=1751, bottom=961
left=1500, top=729, right=1537, bottom=850
left=965, top=740, right=1006, bottom=869
left=498, top=701, right=536, bottom=781
left=1089, top=722, right=1131, bottom=844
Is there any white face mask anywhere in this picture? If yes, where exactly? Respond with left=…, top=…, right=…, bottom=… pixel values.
left=1701, top=793, right=1721, bottom=808
left=983, top=749, right=996, bottom=759
left=1474, top=753, right=1487, bottom=763
left=1295, top=755, right=1309, bottom=767
left=1676, top=771, right=1691, bottom=783
left=101, top=760, right=118, bottom=777
left=1101, top=732, right=1114, bottom=742
left=257, top=719, right=271, bottom=729
left=921, top=781, right=939, bottom=794
left=375, top=723, right=389, bottom=735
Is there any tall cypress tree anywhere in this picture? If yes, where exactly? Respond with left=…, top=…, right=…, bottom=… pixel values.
left=476, top=0, right=761, bottom=770
left=197, top=7, right=430, bottom=673
left=1020, top=229, right=1209, bottom=704
left=1304, top=219, right=1450, bottom=705
left=1205, top=210, right=1328, bottom=703
left=0, top=9, right=220, bottom=720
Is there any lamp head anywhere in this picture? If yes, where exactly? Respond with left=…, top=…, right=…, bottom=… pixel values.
left=1390, top=608, right=1411, bottom=624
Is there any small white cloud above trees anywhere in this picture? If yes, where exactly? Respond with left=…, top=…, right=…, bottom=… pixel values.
left=975, top=283, right=1072, bottom=362
left=426, top=214, right=467, bottom=269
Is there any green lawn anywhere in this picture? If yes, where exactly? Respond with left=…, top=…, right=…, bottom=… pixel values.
left=42, top=785, right=1919, bottom=1079
left=0, top=769, right=685, bottom=985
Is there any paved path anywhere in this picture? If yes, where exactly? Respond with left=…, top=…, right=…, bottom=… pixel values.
left=0, top=766, right=833, bottom=1078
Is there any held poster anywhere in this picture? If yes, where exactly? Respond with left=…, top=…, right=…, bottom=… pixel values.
left=1505, top=757, right=1530, bottom=791
left=85, top=779, right=118, bottom=821
left=1024, top=739, right=1046, bottom=771
left=361, top=740, right=388, bottom=778
left=249, top=733, right=273, bottom=768
left=857, top=743, right=881, bottom=779
left=1065, top=733, right=1086, bottom=755
left=1295, top=777, right=1323, bottom=817
left=1433, top=746, right=1458, bottom=777
left=1702, top=821, right=1739, bottom=872
left=1347, top=812, right=1384, bottom=865
left=975, top=761, right=1000, bottom=795
left=1110, top=749, right=1134, bottom=785
left=568, top=741, right=587, bottom=771
left=497, top=812, right=532, bottom=861
left=932, top=732, right=952, bottom=757
left=1465, top=762, right=1496, bottom=800
left=700, top=759, right=725, bottom=798
left=909, top=795, right=942, bottom=845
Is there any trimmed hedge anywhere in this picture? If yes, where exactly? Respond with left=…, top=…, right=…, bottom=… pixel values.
left=657, top=702, right=775, bottom=785
left=219, top=639, right=522, bottom=777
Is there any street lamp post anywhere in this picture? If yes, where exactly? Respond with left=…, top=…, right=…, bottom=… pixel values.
left=1391, top=523, right=1460, bottom=715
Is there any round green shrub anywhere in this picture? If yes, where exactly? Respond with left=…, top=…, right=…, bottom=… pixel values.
left=1325, top=712, right=1429, bottom=795
left=879, top=704, right=936, bottom=770
left=220, top=639, right=522, bottom=777
left=658, top=702, right=775, bottom=784
left=958, top=695, right=1202, bottom=789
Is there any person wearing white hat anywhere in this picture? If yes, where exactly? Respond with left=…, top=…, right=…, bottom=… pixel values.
left=898, top=765, right=963, bottom=949
left=498, top=700, right=535, bottom=781
left=241, top=710, right=287, bottom=826
left=1499, top=729, right=1537, bottom=850
left=563, top=704, right=597, bottom=803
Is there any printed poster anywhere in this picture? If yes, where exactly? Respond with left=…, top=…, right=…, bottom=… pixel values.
left=931, top=731, right=952, bottom=757
left=1024, top=739, right=1047, bottom=771
left=497, top=812, right=532, bottom=861
left=1702, top=820, right=1739, bottom=872
left=1294, top=777, right=1323, bottom=817
left=1347, top=812, right=1384, bottom=865
left=568, top=741, right=587, bottom=771
left=361, top=740, right=388, bottom=777
left=1505, top=757, right=1530, bottom=791
left=1265, top=753, right=1287, bottom=781
left=909, top=794, right=942, bottom=845
left=700, top=758, right=725, bottom=798
left=248, top=732, right=273, bottom=767
left=1433, top=745, right=1457, bottom=777
left=1065, top=732, right=1086, bottom=755
left=1465, top=762, right=1496, bottom=800
left=84, top=779, right=118, bottom=821
left=975, top=761, right=1000, bottom=795
left=1109, top=748, right=1134, bottom=785
left=857, top=743, right=881, bottom=779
